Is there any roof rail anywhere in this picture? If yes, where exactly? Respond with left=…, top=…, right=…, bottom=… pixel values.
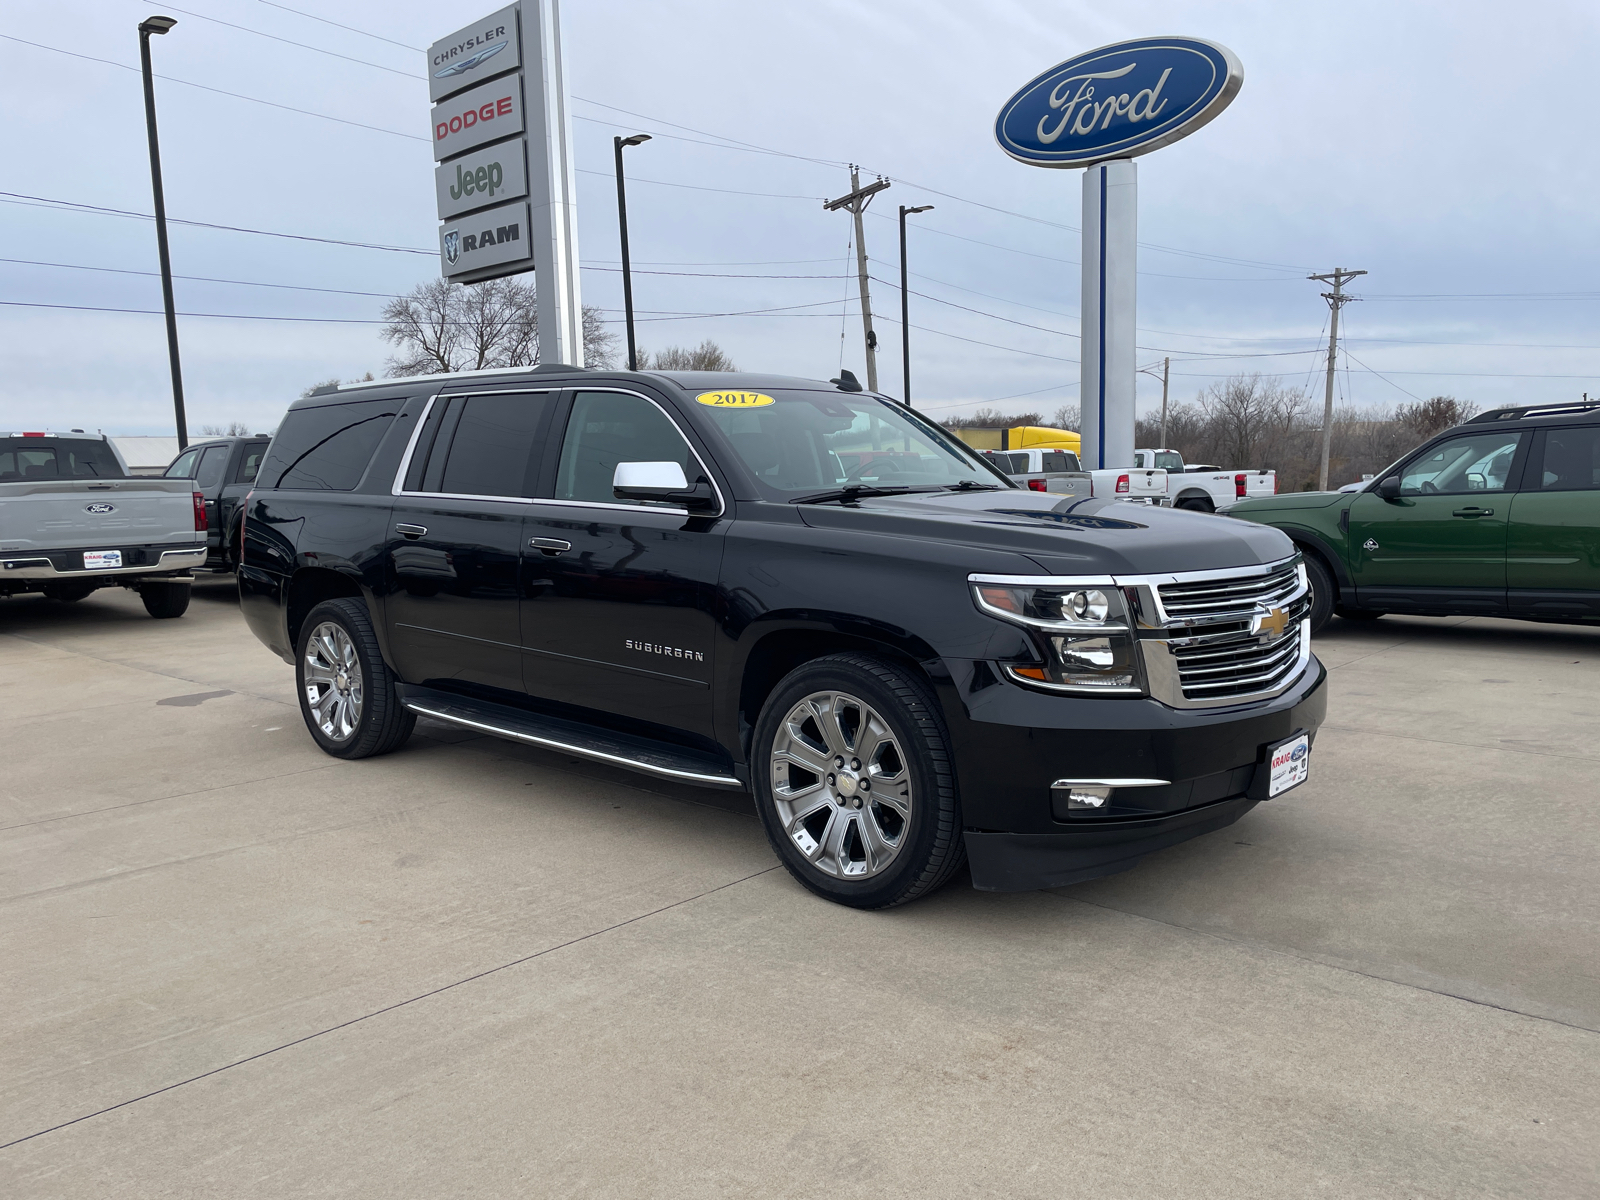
left=1468, top=399, right=1600, bottom=423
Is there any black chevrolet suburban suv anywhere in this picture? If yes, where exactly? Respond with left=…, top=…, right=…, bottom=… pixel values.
left=240, top=367, right=1327, bottom=908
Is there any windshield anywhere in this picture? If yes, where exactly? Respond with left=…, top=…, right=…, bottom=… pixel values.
left=695, top=389, right=1010, bottom=499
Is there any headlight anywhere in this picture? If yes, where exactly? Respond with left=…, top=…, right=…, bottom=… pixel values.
left=973, top=581, right=1145, bottom=694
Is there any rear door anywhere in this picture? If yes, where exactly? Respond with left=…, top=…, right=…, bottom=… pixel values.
left=193, top=444, right=230, bottom=556
left=520, top=387, right=726, bottom=740
left=217, top=440, right=269, bottom=563
left=1507, top=423, right=1600, bottom=619
left=384, top=389, right=556, bottom=696
left=1348, top=428, right=1526, bottom=614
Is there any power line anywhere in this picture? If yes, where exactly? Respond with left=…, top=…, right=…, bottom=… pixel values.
left=150, top=4, right=423, bottom=79
left=0, top=256, right=394, bottom=297
left=253, top=0, right=423, bottom=53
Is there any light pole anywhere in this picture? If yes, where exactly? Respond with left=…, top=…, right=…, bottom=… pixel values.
left=1138, top=357, right=1170, bottom=448
left=898, top=204, right=933, bottom=406
left=138, top=15, right=187, bottom=450
left=613, top=133, right=651, bottom=371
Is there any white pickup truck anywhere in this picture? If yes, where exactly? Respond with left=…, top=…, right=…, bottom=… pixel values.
left=1130, top=449, right=1277, bottom=512
left=981, top=448, right=1169, bottom=503
left=1, top=432, right=208, bottom=617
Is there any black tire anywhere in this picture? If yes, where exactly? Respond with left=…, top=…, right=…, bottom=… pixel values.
left=1335, top=605, right=1384, bottom=623
left=139, top=580, right=191, bottom=619
left=751, top=652, right=964, bottom=909
left=295, top=598, right=415, bottom=759
left=1176, top=495, right=1215, bottom=513
left=42, top=581, right=96, bottom=602
left=1301, top=553, right=1336, bottom=635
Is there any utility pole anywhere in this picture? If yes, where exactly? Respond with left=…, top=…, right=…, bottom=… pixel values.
left=138, top=15, right=187, bottom=450
left=824, top=167, right=890, bottom=392
left=1137, top=356, right=1170, bottom=448
left=1308, top=266, right=1366, bottom=490
left=898, top=203, right=933, bottom=406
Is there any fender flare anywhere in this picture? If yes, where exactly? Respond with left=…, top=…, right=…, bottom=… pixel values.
left=1284, top=526, right=1353, bottom=590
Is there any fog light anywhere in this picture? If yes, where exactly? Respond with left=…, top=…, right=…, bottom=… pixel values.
left=1064, top=786, right=1111, bottom=809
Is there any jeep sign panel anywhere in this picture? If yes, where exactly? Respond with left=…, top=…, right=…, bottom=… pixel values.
left=431, top=75, right=525, bottom=162
left=439, top=199, right=531, bottom=278
left=435, top=140, right=529, bottom=220
left=427, top=3, right=521, bottom=102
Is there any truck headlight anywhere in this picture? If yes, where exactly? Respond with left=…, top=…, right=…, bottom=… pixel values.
left=973, top=582, right=1145, bottom=695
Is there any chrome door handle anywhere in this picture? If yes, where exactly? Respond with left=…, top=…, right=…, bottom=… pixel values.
left=395, top=523, right=427, bottom=538
left=530, top=537, right=571, bottom=555
left=1451, top=507, right=1493, bottom=518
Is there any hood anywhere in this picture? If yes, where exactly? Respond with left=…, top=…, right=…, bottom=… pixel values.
left=796, top=490, right=1294, bottom=575
left=1231, top=491, right=1350, bottom=514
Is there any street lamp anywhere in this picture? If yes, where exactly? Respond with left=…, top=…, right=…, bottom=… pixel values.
left=138, top=15, right=187, bottom=450
left=898, top=204, right=933, bottom=406
left=613, top=133, right=651, bottom=371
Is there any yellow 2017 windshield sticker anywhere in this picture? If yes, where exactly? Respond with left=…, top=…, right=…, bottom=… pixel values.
left=695, top=391, right=775, bottom=408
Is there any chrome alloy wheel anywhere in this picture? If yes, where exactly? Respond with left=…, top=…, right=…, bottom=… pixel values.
left=769, top=690, right=913, bottom=880
left=303, top=620, right=364, bottom=743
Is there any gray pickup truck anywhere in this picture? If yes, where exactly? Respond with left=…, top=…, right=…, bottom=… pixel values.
left=1, top=432, right=208, bottom=617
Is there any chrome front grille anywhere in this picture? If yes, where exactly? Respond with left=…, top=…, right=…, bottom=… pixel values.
left=1157, top=559, right=1301, bottom=622
left=1170, top=610, right=1308, bottom=700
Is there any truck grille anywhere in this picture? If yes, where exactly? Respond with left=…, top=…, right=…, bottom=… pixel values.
left=1170, top=617, right=1306, bottom=701
left=1157, top=559, right=1301, bottom=621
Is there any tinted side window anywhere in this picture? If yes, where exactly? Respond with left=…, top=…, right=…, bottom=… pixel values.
left=554, top=391, right=695, bottom=506
left=1396, top=432, right=1523, bottom=496
left=166, top=448, right=201, bottom=478
left=195, top=445, right=229, bottom=489
left=1534, top=425, right=1600, bottom=491
left=260, top=399, right=400, bottom=490
left=235, top=443, right=268, bottom=484
left=436, top=393, right=551, bottom=497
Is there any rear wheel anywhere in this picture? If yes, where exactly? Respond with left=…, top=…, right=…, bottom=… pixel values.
left=751, top=653, right=964, bottom=909
left=1301, top=554, right=1336, bottom=635
left=1175, top=495, right=1215, bottom=513
left=139, top=580, right=191, bottom=619
left=296, top=598, right=414, bottom=759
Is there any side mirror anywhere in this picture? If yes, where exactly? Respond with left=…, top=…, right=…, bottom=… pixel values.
left=1376, top=477, right=1401, bottom=501
left=612, top=461, right=717, bottom=511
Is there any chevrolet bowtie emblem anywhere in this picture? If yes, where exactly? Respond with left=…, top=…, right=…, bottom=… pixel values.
left=1253, top=605, right=1290, bottom=641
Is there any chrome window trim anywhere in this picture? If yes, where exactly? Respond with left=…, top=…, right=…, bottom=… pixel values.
left=970, top=555, right=1313, bottom=710
left=389, top=386, right=726, bottom=518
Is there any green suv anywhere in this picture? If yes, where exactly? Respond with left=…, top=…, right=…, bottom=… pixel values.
left=1229, top=401, right=1600, bottom=633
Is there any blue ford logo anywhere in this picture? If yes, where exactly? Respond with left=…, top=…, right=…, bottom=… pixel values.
left=996, top=37, right=1242, bottom=168
left=1291, top=743, right=1308, bottom=762
left=85, top=502, right=116, bottom=514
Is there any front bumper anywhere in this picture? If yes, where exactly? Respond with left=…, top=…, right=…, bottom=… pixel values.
left=936, top=654, right=1327, bottom=891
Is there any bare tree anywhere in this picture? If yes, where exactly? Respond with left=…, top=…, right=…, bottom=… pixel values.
left=941, top=406, right=1044, bottom=429
left=1051, top=404, right=1081, bottom=432
left=1195, top=374, right=1310, bottom=470
left=381, top=278, right=618, bottom=376
left=637, top=340, right=737, bottom=371
left=1396, top=395, right=1478, bottom=439
left=199, top=421, right=254, bottom=436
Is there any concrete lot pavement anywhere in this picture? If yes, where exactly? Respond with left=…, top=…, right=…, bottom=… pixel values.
left=2, top=579, right=1596, bottom=1197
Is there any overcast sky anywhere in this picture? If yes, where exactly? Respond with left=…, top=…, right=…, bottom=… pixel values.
left=6, top=0, right=1600, bottom=436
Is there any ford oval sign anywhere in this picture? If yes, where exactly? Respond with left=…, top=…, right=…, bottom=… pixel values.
left=996, top=37, right=1242, bottom=168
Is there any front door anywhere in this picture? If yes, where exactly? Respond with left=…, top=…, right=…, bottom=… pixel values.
left=1507, top=424, right=1600, bottom=619
left=521, top=388, right=726, bottom=740
left=1348, top=429, right=1526, bottom=615
left=384, top=389, right=555, bottom=695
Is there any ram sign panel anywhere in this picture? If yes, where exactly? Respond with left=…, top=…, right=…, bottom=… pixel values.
left=435, top=140, right=529, bottom=220
left=431, top=75, right=525, bottom=162
left=439, top=199, right=532, bottom=279
left=427, top=3, right=521, bottom=102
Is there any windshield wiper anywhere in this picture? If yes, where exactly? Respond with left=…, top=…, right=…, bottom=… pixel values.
left=791, top=484, right=936, bottom=505
left=944, top=480, right=1003, bottom=492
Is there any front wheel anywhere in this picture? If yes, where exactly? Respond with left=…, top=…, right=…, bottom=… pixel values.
left=1301, top=554, right=1335, bottom=635
left=296, top=598, right=415, bottom=759
left=751, top=653, right=965, bottom=909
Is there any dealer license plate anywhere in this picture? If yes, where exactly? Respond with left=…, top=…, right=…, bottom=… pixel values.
left=83, top=550, right=122, bottom=570
left=1267, top=733, right=1310, bottom=797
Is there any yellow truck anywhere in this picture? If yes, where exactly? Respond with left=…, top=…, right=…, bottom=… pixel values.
left=952, top=425, right=1082, bottom=455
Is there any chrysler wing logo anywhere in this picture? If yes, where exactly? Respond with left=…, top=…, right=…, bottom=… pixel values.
left=85, top=502, right=116, bottom=514
left=1252, top=605, right=1290, bottom=642
left=434, top=41, right=506, bottom=79
left=443, top=230, right=460, bottom=264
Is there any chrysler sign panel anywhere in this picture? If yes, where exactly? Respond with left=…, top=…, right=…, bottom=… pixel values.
left=995, top=37, right=1242, bottom=168
left=427, top=3, right=521, bottom=102
left=432, top=75, right=525, bottom=162
left=435, top=140, right=529, bottom=220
